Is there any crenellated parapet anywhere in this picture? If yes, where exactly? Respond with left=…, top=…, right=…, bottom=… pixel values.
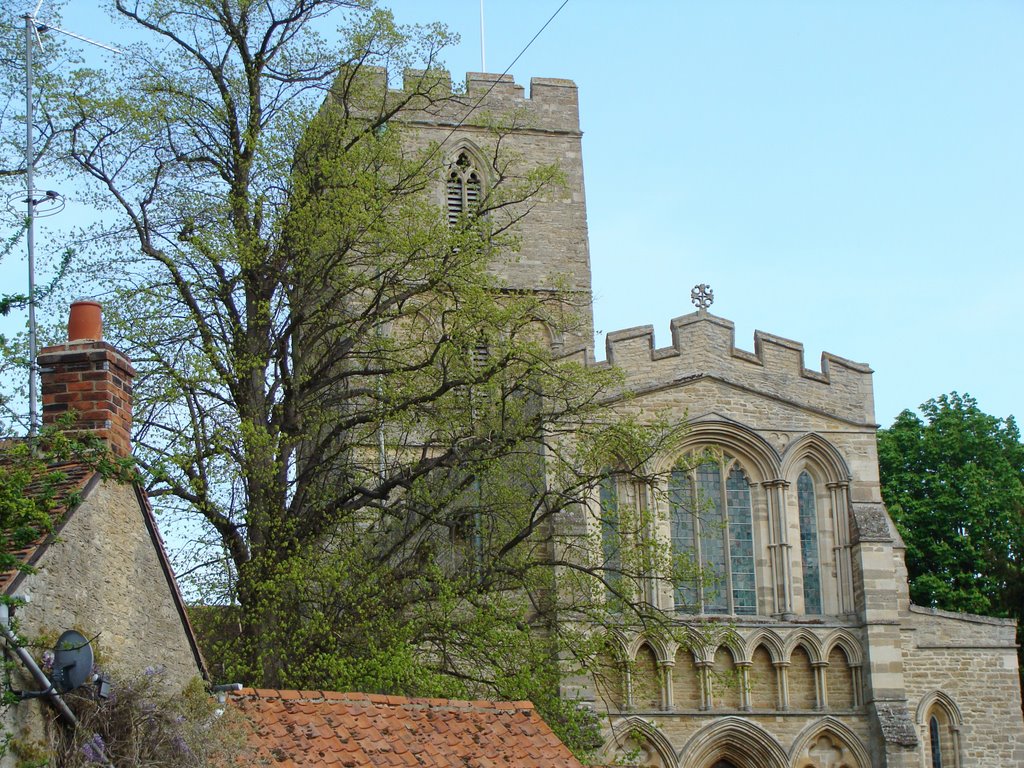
left=329, top=67, right=581, bottom=134
left=567, top=310, right=876, bottom=426
left=402, top=70, right=580, bottom=133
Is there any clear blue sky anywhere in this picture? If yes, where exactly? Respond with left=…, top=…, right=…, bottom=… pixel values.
left=7, top=1, right=1023, bottom=428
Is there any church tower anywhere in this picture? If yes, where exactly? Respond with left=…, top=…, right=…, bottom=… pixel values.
left=394, top=71, right=595, bottom=352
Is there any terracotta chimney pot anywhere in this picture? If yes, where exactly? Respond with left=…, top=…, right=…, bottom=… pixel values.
left=68, top=300, right=103, bottom=342
left=39, top=302, right=134, bottom=456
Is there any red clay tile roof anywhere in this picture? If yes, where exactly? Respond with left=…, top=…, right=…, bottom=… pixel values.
left=0, top=456, right=96, bottom=594
left=229, top=688, right=588, bottom=768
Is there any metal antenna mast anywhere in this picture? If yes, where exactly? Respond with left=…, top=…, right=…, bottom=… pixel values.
left=22, top=4, right=122, bottom=436
left=479, top=0, right=486, bottom=72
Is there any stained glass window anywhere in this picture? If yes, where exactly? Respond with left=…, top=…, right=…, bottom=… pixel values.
left=727, top=466, right=756, bottom=613
left=670, top=457, right=756, bottom=615
left=669, top=470, right=697, bottom=611
left=797, top=471, right=822, bottom=614
left=600, top=476, right=621, bottom=600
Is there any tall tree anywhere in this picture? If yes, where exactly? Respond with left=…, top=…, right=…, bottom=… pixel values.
left=47, top=2, right=676, bottom=749
left=878, top=392, right=1024, bottom=618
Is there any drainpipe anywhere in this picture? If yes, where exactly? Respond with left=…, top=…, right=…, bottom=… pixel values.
left=0, top=608, right=117, bottom=767
left=0, top=605, right=77, bottom=726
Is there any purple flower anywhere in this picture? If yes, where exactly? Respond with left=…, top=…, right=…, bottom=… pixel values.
left=41, top=650, right=54, bottom=671
left=172, top=734, right=192, bottom=756
left=81, top=733, right=106, bottom=763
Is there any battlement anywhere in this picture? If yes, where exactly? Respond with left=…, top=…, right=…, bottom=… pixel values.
left=403, top=70, right=579, bottom=133
left=566, top=310, right=876, bottom=425
left=330, top=67, right=580, bottom=134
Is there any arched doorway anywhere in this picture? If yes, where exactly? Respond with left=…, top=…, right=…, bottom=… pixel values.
left=710, top=762, right=739, bottom=768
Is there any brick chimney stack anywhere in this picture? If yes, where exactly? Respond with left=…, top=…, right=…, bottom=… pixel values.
left=38, top=301, right=135, bottom=457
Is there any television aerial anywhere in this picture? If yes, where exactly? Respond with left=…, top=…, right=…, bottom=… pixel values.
left=21, top=1, right=123, bottom=436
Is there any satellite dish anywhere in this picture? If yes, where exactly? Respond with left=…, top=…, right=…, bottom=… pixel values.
left=51, top=630, right=94, bottom=693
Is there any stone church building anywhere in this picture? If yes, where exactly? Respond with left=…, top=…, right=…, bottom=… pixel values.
left=396, top=71, right=1024, bottom=768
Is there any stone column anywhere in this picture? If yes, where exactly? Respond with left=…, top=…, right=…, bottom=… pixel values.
left=737, top=662, right=752, bottom=711
left=775, top=661, right=791, bottom=711
left=659, top=661, right=674, bottom=711
left=813, top=660, right=829, bottom=711
left=764, top=480, right=794, bottom=617
left=697, top=662, right=712, bottom=711
left=828, top=481, right=854, bottom=614
left=622, top=660, right=633, bottom=711
left=851, top=663, right=863, bottom=707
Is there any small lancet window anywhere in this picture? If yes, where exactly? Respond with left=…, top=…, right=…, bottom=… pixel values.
left=797, top=471, right=822, bottom=614
left=446, top=151, right=482, bottom=225
left=929, top=715, right=943, bottom=768
left=599, top=475, right=621, bottom=600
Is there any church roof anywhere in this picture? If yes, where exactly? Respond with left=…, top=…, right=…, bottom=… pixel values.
left=229, top=688, right=587, bottom=768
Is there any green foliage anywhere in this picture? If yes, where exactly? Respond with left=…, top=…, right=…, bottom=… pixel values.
left=52, top=671, right=247, bottom=767
left=878, top=392, right=1024, bottom=616
left=0, top=417, right=137, bottom=576
left=34, top=1, right=681, bottom=757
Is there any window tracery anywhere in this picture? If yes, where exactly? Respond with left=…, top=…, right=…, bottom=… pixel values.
left=446, top=151, right=482, bottom=225
left=670, top=455, right=756, bottom=615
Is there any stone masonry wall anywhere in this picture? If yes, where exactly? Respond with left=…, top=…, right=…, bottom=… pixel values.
left=0, top=480, right=201, bottom=764
left=901, top=607, right=1024, bottom=766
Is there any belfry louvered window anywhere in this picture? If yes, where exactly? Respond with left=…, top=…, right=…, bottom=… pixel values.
left=447, top=151, right=482, bottom=225
left=670, top=456, right=756, bottom=615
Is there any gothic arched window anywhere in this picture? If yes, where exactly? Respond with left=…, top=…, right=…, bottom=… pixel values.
left=797, top=471, right=822, bottom=614
left=669, top=456, right=756, bottom=615
left=446, top=151, right=482, bottom=225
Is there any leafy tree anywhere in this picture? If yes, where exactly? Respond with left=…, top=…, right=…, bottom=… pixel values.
left=43, top=1, right=677, bottom=752
left=878, top=392, right=1024, bottom=618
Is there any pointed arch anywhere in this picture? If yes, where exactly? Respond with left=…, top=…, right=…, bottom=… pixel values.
left=445, top=142, right=488, bottom=224
left=742, top=628, right=785, bottom=664
left=446, top=139, right=488, bottom=178
left=632, top=642, right=663, bottom=711
left=626, top=633, right=673, bottom=664
left=688, top=630, right=745, bottom=667
left=789, top=716, right=870, bottom=768
left=602, top=716, right=678, bottom=768
left=784, top=629, right=824, bottom=664
left=915, top=690, right=963, bottom=726
left=746, top=643, right=780, bottom=711
left=600, top=628, right=630, bottom=661
left=661, top=418, right=782, bottom=482
left=917, top=689, right=964, bottom=767
left=709, top=644, right=742, bottom=710
left=781, top=433, right=851, bottom=484
left=678, top=717, right=789, bottom=768
left=822, top=629, right=863, bottom=666
left=671, top=641, right=702, bottom=711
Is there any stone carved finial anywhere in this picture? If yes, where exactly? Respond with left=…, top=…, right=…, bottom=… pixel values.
left=691, top=284, right=714, bottom=310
